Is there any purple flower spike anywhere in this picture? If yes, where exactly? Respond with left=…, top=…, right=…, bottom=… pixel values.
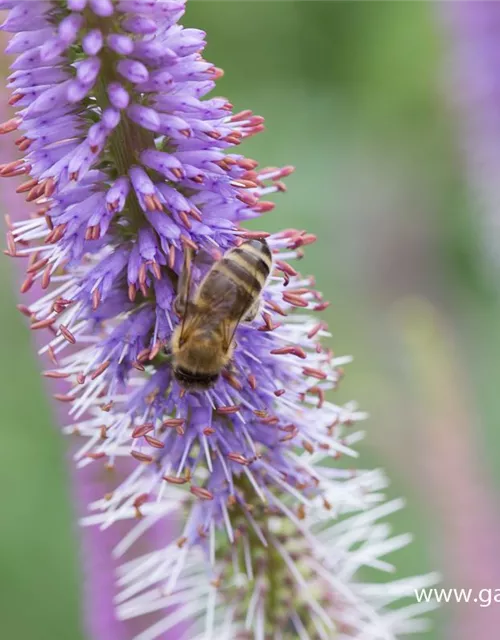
left=0, top=1, right=437, bottom=638
left=442, top=2, right=500, bottom=277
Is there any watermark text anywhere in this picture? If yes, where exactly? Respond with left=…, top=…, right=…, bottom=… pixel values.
left=415, top=588, right=500, bottom=608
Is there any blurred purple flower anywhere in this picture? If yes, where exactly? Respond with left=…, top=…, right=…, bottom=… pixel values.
left=1, top=0, right=436, bottom=637
left=441, top=1, right=500, bottom=275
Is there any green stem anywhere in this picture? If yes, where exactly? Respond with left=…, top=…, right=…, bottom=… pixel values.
left=88, top=12, right=156, bottom=232
left=265, top=528, right=279, bottom=627
left=232, top=476, right=284, bottom=633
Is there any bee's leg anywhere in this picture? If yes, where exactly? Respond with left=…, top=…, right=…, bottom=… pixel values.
left=173, top=295, right=186, bottom=317
left=243, top=299, right=260, bottom=322
left=225, top=358, right=237, bottom=373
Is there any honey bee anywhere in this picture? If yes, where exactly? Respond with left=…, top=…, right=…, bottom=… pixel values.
left=171, top=238, right=273, bottom=390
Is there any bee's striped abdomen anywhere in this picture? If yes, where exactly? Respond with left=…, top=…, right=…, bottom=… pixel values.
left=217, top=258, right=263, bottom=296
left=197, top=239, right=272, bottom=317
left=230, top=239, right=272, bottom=285
left=223, top=240, right=270, bottom=292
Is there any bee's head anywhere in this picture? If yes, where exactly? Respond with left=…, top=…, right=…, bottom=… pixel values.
left=172, top=366, right=219, bottom=390
left=170, top=324, right=232, bottom=390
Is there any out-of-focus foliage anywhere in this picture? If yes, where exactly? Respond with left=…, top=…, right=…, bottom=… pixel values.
left=2, top=2, right=500, bottom=638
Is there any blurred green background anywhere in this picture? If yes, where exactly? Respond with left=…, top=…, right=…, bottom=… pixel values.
left=2, top=1, right=500, bottom=638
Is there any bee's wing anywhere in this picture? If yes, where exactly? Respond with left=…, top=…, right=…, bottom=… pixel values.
left=188, top=266, right=245, bottom=354
left=177, top=247, right=199, bottom=347
left=177, top=247, right=227, bottom=345
left=176, top=247, right=219, bottom=314
left=177, top=305, right=206, bottom=348
left=221, top=317, right=241, bottom=354
left=220, top=279, right=259, bottom=354
left=218, top=244, right=271, bottom=353
left=175, top=246, right=194, bottom=316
